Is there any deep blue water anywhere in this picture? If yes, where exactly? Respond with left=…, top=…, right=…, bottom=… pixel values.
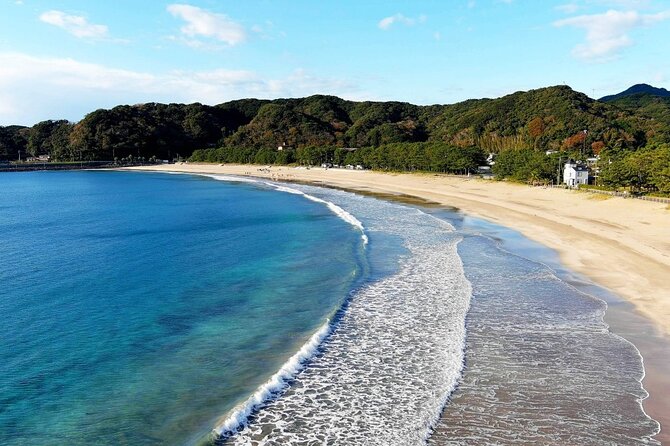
left=0, top=171, right=363, bottom=445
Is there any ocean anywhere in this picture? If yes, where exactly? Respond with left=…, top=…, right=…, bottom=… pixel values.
left=0, top=170, right=660, bottom=445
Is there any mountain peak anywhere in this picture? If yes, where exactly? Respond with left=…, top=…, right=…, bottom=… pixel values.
left=600, top=84, right=670, bottom=102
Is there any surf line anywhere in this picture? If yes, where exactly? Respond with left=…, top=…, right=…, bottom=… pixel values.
left=193, top=174, right=370, bottom=439
left=198, top=174, right=368, bottom=245
left=211, top=320, right=332, bottom=439
left=267, top=183, right=368, bottom=245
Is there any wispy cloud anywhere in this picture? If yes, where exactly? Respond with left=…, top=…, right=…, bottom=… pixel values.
left=554, top=9, right=670, bottom=62
left=595, top=0, right=651, bottom=7
left=0, top=53, right=364, bottom=125
left=555, top=3, right=580, bottom=14
left=378, top=13, right=427, bottom=30
left=167, top=4, right=246, bottom=46
left=39, top=10, right=108, bottom=39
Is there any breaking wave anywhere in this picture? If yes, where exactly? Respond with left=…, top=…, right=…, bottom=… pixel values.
left=201, top=174, right=367, bottom=245
left=214, top=186, right=472, bottom=445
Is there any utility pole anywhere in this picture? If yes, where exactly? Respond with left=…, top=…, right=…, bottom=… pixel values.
left=581, top=129, right=588, bottom=159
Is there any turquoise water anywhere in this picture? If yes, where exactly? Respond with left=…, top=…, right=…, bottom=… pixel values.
left=0, top=171, right=363, bottom=445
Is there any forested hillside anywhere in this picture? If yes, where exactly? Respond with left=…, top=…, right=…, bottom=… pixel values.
left=3, top=85, right=668, bottom=164
left=603, top=94, right=670, bottom=138
left=3, top=84, right=669, bottom=192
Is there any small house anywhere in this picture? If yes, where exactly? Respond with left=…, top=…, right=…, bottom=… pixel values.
left=563, top=159, right=589, bottom=187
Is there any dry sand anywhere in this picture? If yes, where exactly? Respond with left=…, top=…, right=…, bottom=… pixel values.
left=127, top=163, right=670, bottom=442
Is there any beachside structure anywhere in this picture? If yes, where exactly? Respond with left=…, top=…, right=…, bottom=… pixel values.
left=27, top=154, right=51, bottom=162
left=563, top=159, right=589, bottom=187
left=477, top=165, right=494, bottom=179
left=586, top=156, right=600, bottom=166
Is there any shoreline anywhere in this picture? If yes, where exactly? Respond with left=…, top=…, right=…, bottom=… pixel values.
left=124, top=163, right=670, bottom=443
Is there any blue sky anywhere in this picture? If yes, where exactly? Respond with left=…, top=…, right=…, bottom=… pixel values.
left=1, top=0, right=669, bottom=125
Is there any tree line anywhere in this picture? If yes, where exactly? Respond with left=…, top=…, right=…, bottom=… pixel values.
left=190, top=143, right=486, bottom=174
left=489, top=144, right=670, bottom=194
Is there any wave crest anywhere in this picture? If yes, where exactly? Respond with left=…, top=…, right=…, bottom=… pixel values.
left=211, top=321, right=333, bottom=439
left=269, top=184, right=368, bottom=245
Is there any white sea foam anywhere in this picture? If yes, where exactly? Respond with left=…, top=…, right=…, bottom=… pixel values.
left=159, top=174, right=468, bottom=442
left=211, top=321, right=333, bottom=438
left=218, top=187, right=472, bottom=445
left=199, top=174, right=261, bottom=184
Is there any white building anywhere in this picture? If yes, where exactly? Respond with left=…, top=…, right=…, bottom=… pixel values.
left=563, top=159, right=589, bottom=187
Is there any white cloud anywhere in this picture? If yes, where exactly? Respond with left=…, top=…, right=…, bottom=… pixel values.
left=39, top=10, right=108, bottom=39
left=0, top=53, right=363, bottom=125
left=378, top=13, right=427, bottom=30
left=167, top=4, right=245, bottom=46
left=554, top=9, right=670, bottom=61
left=555, top=3, right=580, bottom=14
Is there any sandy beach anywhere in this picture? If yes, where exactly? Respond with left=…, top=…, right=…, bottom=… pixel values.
left=127, top=163, right=670, bottom=442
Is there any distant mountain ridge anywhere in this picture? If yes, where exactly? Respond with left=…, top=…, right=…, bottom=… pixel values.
left=600, top=83, right=670, bottom=102
left=601, top=84, right=670, bottom=132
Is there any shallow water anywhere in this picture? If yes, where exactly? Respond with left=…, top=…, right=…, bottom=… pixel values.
left=429, top=211, right=661, bottom=445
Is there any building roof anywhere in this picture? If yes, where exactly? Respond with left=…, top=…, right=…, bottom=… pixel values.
left=565, top=160, right=589, bottom=171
